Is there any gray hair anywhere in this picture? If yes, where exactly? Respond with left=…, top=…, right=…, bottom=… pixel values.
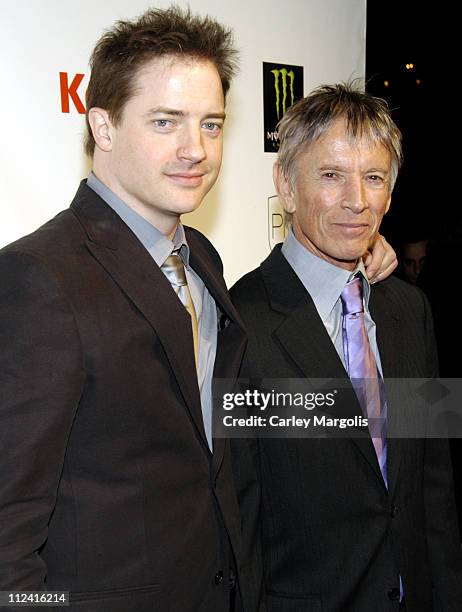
left=277, top=81, right=402, bottom=192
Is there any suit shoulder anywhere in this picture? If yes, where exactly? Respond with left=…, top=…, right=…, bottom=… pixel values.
left=184, top=225, right=223, bottom=272
left=230, top=266, right=266, bottom=310
left=0, top=210, right=87, bottom=301
left=0, top=209, right=81, bottom=262
left=378, top=274, right=429, bottom=310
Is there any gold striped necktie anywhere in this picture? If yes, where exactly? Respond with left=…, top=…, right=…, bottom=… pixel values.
left=161, top=251, right=199, bottom=367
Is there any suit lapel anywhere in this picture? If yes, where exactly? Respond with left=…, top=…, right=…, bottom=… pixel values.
left=187, top=229, right=247, bottom=476
left=261, top=247, right=386, bottom=486
left=70, top=181, right=208, bottom=447
left=370, top=283, right=404, bottom=496
left=187, top=229, right=239, bottom=326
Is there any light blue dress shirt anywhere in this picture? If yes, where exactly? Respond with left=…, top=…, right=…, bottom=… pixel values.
left=281, top=229, right=384, bottom=376
left=87, top=172, right=217, bottom=450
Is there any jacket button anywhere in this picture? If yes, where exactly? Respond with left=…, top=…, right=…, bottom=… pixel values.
left=389, top=504, right=398, bottom=518
left=229, top=568, right=236, bottom=590
left=388, top=587, right=400, bottom=601
left=214, top=571, right=224, bottom=585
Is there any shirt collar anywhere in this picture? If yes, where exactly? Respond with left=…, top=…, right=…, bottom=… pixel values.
left=281, top=229, right=371, bottom=321
left=86, top=172, right=190, bottom=267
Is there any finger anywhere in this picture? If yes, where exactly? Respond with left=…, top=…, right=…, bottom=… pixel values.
left=369, top=257, right=398, bottom=284
left=363, top=249, right=382, bottom=280
left=363, top=251, right=372, bottom=267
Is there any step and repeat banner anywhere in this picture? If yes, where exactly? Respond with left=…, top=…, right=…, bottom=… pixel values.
left=0, top=0, right=366, bottom=285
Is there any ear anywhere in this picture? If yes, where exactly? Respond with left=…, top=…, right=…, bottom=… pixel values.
left=88, top=108, right=113, bottom=153
left=273, top=162, right=297, bottom=214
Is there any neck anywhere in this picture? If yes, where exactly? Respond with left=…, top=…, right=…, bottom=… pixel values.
left=91, top=163, right=180, bottom=237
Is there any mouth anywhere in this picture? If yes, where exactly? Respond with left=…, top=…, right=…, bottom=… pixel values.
left=165, top=173, right=205, bottom=187
left=334, top=222, right=369, bottom=235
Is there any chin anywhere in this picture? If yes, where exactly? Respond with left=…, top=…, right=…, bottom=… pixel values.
left=340, top=243, right=370, bottom=260
left=177, top=199, right=204, bottom=214
left=332, top=251, right=364, bottom=268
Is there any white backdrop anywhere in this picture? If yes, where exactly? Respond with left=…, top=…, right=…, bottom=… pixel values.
left=0, top=0, right=366, bottom=285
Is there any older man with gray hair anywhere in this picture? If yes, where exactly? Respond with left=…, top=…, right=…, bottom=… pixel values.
left=231, top=82, right=462, bottom=612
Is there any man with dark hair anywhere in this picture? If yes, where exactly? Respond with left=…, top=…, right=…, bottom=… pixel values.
left=83, top=7, right=238, bottom=157
left=0, top=8, right=395, bottom=611
left=0, top=7, right=248, bottom=611
left=231, top=83, right=462, bottom=611
left=398, top=237, right=428, bottom=285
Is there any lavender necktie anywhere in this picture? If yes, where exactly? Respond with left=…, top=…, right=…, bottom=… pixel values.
left=340, top=276, right=388, bottom=486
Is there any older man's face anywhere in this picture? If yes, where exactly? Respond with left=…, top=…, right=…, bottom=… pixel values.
left=277, top=117, right=392, bottom=270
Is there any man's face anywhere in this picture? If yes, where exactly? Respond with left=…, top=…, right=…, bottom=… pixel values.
left=276, top=117, right=392, bottom=270
left=103, top=57, right=225, bottom=233
left=401, top=240, right=428, bottom=284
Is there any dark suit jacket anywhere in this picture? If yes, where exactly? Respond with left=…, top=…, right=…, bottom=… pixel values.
left=230, top=245, right=462, bottom=612
left=0, top=181, right=254, bottom=612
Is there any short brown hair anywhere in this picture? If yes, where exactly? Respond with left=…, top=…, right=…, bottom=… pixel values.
left=277, top=81, right=402, bottom=189
left=84, top=5, right=238, bottom=156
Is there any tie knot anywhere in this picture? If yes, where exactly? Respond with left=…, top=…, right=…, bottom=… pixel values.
left=340, top=276, right=364, bottom=315
left=162, top=252, right=187, bottom=287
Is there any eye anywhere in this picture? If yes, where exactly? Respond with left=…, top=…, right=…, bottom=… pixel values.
left=366, top=174, right=384, bottom=183
left=202, top=121, right=222, bottom=133
left=153, top=119, right=175, bottom=129
left=322, top=172, right=338, bottom=179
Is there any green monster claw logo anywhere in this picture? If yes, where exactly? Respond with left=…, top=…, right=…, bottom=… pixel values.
left=264, top=62, right=302, bottom=152
left=271, top=68, right=295, bottom=119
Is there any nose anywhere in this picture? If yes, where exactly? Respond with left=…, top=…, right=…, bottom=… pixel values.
left=342, top=176, right=368, bottom=213
left=177, top=126, right=206, bottom=164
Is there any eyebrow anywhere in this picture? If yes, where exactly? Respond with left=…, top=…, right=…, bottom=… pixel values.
left=145, top=107, right=226, bottom=120
left=318, top=164, right=389, bottom=174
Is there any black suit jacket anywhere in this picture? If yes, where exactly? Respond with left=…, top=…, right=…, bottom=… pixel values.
left=230, top=245, right=462, bottom=612
left=0, top=181, right=254, bottom=611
